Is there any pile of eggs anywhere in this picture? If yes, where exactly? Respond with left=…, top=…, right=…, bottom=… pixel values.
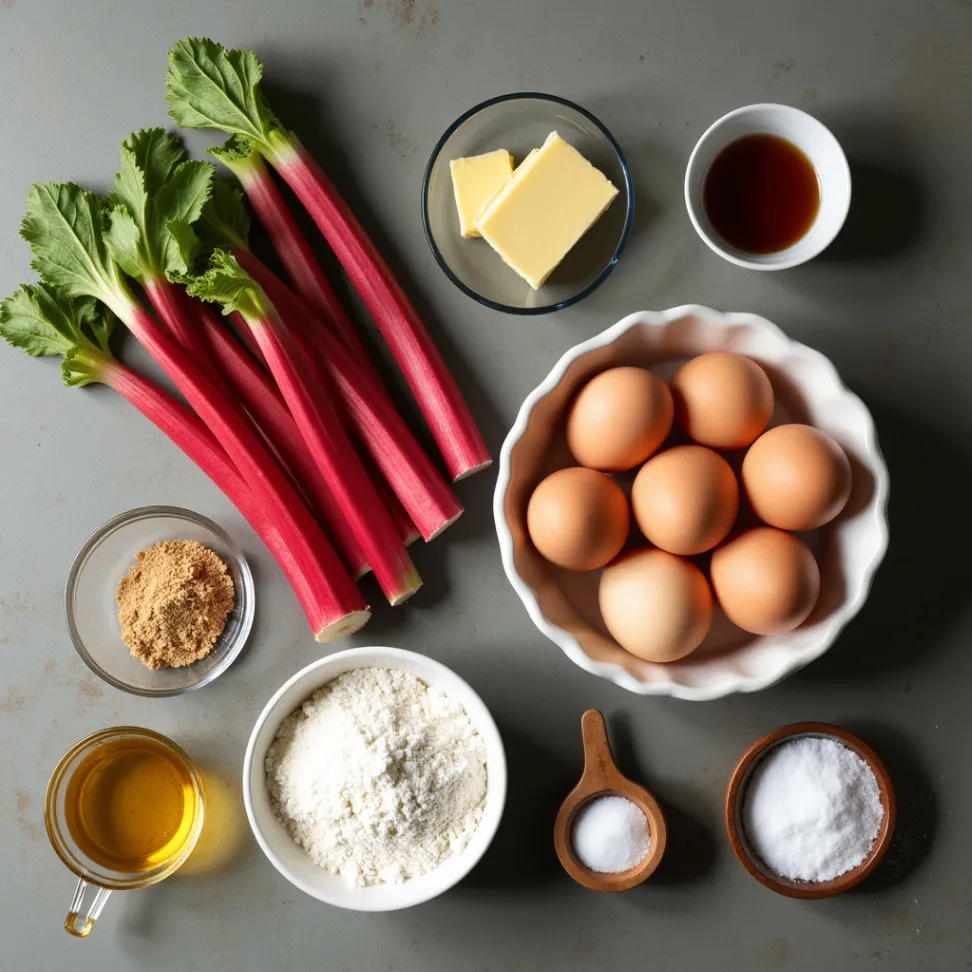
left=525, top=353, right=852, bottom=664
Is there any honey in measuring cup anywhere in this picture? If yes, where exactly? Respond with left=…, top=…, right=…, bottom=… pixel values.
left=46, top=727, right=204, bottom=937
left=65, top=735, right=198, bottom=871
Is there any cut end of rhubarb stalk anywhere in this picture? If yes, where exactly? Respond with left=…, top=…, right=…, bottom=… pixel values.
left=387, top=572, right=423, bottom=607
left=452, top=457, right=494, bottom=483
left=423, top=508, right=464, bottom=542
left=315, top=609, right=372, bottom=643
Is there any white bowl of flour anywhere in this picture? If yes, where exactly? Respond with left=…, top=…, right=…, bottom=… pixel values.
left=243, top=647, right=507, bottom=910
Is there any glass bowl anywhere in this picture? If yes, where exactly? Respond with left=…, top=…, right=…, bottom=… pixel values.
left=422, top=93, right=634, bottom=314
left=65, top=506, right=255, bottom=697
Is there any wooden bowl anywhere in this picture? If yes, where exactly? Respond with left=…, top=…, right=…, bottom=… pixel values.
left=553, top=710, right=667, bottom=891
left=724, top=722, right=896, bottom=898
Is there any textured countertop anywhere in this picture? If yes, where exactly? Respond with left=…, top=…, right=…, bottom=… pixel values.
left=2, top=1, right=969, bottom=969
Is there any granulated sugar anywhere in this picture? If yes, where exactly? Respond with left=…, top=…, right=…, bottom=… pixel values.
left=266, top=667, right=487, bottom=887
left=742, top=736, right=884, bottom=882
left=571, top=795, right=651, bottom=873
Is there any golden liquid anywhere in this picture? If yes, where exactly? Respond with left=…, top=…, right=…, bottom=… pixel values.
left=64, top=737, right=197, bottom=872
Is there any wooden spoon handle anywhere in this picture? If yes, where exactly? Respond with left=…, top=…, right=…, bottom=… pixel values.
left=580, top=709, right=620, bottom=791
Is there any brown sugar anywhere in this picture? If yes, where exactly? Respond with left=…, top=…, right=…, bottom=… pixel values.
left=116, top=540, right=235, bottom=670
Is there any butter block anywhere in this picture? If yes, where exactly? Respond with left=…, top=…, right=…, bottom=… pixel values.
left=449, top=149, right=514, bottom=238
left=475, top=132, right=619, bottom=289
left=476, top=148, right=540, bottom=219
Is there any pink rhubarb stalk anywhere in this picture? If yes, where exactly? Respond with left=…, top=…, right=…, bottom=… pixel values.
left=269, top=141, right=491, bottom=481
left=17, top=179, right=368, bottom=641
left=147, top=277, right=371, bottom=579
left=102, top=359, right=373, bottom=636
left=234, top=249, right=463, bottom=541
left=220, top=302, right=419, bottom=547
left=228, top=152, right=383, bottom=384
left=190, top=253, right=421, bottom=605
left=120, top=296, right=370, bottom=637
left=166, top=38, right=491, bottom=479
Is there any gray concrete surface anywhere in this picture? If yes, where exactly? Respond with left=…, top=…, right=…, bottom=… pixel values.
left=1, top=0, right=969, bottom=969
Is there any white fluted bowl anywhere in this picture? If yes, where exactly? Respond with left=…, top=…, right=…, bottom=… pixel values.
left=494, top=307, right=889, bottom=700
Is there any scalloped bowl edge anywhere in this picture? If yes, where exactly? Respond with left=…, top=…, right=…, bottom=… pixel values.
left=493, top=306, right=889, bottom=701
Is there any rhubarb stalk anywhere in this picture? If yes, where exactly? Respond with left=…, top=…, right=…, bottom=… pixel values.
left=188, top=251, right=421, bottom=605
left=166, top=38, right=491, bottom=481
left=210, top=145, right=383, bottom=386
left=199, top=182, right=463, bottom=541
left=20, top=181, right=368, bottom=640
left=0, top=283, right=370, bottom=637
left=102, top=129, right=370, bottom=579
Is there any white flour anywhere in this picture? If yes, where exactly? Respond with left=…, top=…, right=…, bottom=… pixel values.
left=265, top=667, right=488, bottom=886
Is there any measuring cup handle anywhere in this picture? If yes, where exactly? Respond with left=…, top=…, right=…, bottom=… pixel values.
left=64, top=877, right=112, bottom=938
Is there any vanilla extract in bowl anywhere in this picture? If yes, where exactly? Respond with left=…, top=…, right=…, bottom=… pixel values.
left=703, top=133, right=820, bottom=254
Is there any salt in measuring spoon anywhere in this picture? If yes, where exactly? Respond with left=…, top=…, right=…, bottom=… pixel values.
left=554, top=709, right=667, bottom=891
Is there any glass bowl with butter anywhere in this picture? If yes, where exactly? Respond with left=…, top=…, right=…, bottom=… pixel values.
left=423, top=93, right=633, bottom=314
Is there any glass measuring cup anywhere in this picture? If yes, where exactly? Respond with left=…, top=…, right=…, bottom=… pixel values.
left=45, top=727, right=205, bottom=937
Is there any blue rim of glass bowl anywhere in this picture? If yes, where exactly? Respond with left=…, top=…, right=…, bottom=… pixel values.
left=421, top=92, right=635, bottom=316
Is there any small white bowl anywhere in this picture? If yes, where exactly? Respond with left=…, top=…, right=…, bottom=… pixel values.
left=685, top=104, right=851, bottom=270
left=242, top=647, right=507, bottom=911
left=494, top=306, right=889, bottom=701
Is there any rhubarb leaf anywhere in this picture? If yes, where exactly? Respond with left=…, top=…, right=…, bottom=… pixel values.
left=209, top=134, right=259, bottom=167
left=0, top=283, right=116, bottom=387
left=197, top=176, right=251, bottom=252
left=62, top=347, right=108, bottom=388
left=166, top=38, right=281, bottom=149
left=106, top=129, right=214, bottom=283
left=109, top=129, right=180, bottom=233
left=103, top=205, right=145, bottom=280
left=186, top=248, right=268, bottom=319
left=166, top=217, right=203, bottom=277
left=121, top=129, right=185, bottom=203
left=20, top=183, right=130, bottom=311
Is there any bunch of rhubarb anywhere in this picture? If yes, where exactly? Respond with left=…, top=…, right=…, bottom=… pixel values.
left=0, top=41, right=490, bottom=643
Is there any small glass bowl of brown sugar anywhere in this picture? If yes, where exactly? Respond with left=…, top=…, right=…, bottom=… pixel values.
left=65, top=507, right=255, bottom=696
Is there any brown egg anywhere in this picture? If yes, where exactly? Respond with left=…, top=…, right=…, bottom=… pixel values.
left=710, top=527, right=820, bottom=635
left=526, top=467, right=630, bottom=571
left=566, top=366, right=674, bottom=471
left=742, top=424, right=852, bottom=531
left=599, top=548, right=713, bottom=662
left=671, top=352, right=775, bottom=449
left=631, top=445, right=739, bottom=555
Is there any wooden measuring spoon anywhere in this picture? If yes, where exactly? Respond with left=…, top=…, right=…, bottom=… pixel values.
left=553, top=709, right=667, bottom=891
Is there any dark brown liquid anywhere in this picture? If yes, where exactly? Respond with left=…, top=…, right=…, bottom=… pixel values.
left=703, top=134, right=820, bottom=254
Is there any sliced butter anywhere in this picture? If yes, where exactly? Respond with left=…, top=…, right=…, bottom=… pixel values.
left=449, top=149, right=514, bottom=238
left=475, top=132, right=619, bottom=290
left=475, top=148, right=540, bottom=220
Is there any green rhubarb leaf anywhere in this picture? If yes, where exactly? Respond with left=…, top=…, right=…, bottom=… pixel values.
left=208, top=134, right=259, bottom=167
left=165, top=217, right=202, bottom=277
left=20, top=183, right=129, bottom=308
left=121, top=129, right=185, bottom=203
left=109, top=129, right=181, bottom=234
left=185, top=248, right=268, bottom=319
left=61, top=346, right=105, bottom=387
left=105, top=129, right=215, bottom=282
left=197, top=176, right=251, bottom=252
left=103, top=205, right=145, bottom=281
left=156, top=161, right=214, bottom=275
left=0, top=283, right=116, bottom=387
left=166, top=38, right=282, bottom=151
left=0, top=284, right=80, bottom=357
